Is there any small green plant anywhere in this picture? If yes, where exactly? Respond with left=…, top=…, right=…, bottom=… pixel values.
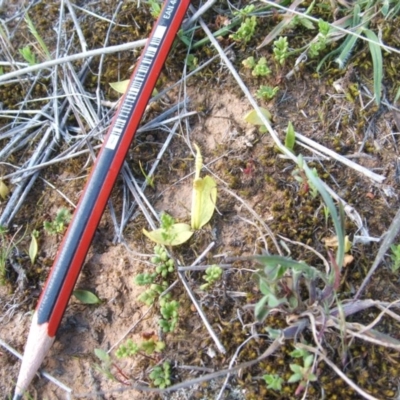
left=115, top=339, right=140, bottom=358
left=43, top=208, right=72, bottom=235
left=143, top=145, right=217, bottom=246
left=256, top=85, right=279, bottom=101
left=288, top=347, right=317, bottom=395
left=242, top=56, right=256, bottom=70
left=94, top=348, right=116, bottom=382
left=147, top=0, right=161, bottom=18
left=73, top=289, right=101, bottom=304
left=292, top=164, right=319, bottom=198
left=134, top=272, right=157, bottom=285
left=159, top=298, right=179, bottom=332
left=24, top=14, right=51, bottom=60
left=200, top=265, right=223, bottom=290
left=308, top=19, right=330, bottom=58
left=185, top=54, right=198, bottom=71
left=151, top=245, right=174, bottom=278
left=390, top=244, right=400, bottom=272
left=273, top=36, right=289, bottom=66
left=116, top=338, right=165, bottom=358
left=263, top=373, right=284, bottom=391
left=141, top=339, right=165, bottom=355
left=252, top=57, right=271, bottom=77
left=243, top=107, right=272, bottom=134
left=149, top=361, right=172, bottom=388
left=284, top=121, right=295, bottom=152
left=139, top=161, right=155, bottom=188
left=230, top=16, right=257, bottom=43
left=233, top=4, right=255, bottom=18
left=138, top=283, right=167, bottom=306
left=19, top=46, right=36, bottom=66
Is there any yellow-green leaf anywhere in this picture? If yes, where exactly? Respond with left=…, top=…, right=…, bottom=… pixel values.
left=194, top=143, right=202, bottom=179
left=109, top=79, right=130, bottom=94
left=73, top=289, right=101, bottom=304
left=0, top=179, right=9, bottom=200
left=243, top=107, right=272, bottom=126
left=285, top=121, right=295, bottom=151
left=143, top=223, right=193, bottom=246
left=29, top=232, right=38, bottom=264
left=191, top=175, right=217, bottom=230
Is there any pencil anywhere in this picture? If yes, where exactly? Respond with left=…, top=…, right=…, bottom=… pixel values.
left=13, top=0, right=190, bottom=398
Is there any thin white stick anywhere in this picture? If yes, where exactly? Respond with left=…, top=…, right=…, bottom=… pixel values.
left=0, top=337, right=72, bottom=395
left=300, top=344, right=379, bottom=400
left=178, top=271, right=226, bottom=354
left=0, top=39, right=147, bottom=83
left=295, top=132, right=385, bottom=183
left=108, top=307, right=154, bottom=353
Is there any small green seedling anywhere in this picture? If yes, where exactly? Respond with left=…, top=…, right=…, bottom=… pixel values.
left=144, top=212, right=192, bottom=246
left=134, top=272, right=157, bottom=285
left=73, top=289, right=101, bottom=304
left=94, top=348, right=116, bottom=382
left=242, top=56, right=256, bottom=69
left=138, top=283, right=167, bottom=306
left=141, top=339, right=165, bottom=355
left=285, top=121, right=295, bottom=152
left=191, top=144, right=217, bottom=230
left=230, top=16, right=257, bottom=43
left=116, top=339, right=139, bottom=358
left=143, top=145, right=217, bottom=246
left=186, top=54, right=198, bottom=71
left=292, top=165, right=319, bottom=198
left=24, top=14, right=51, bottom=60
left=19, top=46, right=36, bottom=66
left=139, top=161, right=155, bottom=188
left=151, top=245, right=174, bottom=278
left=252, top=57, right=271, bottom=77
left=43, top=208, right=72, bottom=235
left=256, top=85, right=279, bottom=101
left=273, top=36, right=289, bottom=65
left=147, top=0, right=162, bottom=18
left=159, top=298, right=179, bottom=333
left=243, top=107, right=272, bottom=133
left=28, top=230, right=39, bottom=264
left=233, top=4, right=255, bottom=18
left=200, top=265, right=223, bottom=290
left=149, top=361, right=172, bottom=388
left=309, top=19, right=330, bottom=58
left=116, top=338, right=165, bottom=358
left=263, top=374, right=284, bottom=391
left=390, top=244, right=400, bottom=272
left=288, top=347, right=317, bottom=395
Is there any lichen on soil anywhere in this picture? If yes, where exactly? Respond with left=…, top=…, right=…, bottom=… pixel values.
left=1, top=0, right=400, bottom=399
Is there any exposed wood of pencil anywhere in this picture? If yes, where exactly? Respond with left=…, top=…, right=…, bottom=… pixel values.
left=13, top=313, right=55, bottom=400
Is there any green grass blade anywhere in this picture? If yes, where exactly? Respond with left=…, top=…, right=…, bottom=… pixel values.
left=25, top=13, right=51, bottom=60
left=364, top=29, right=383, bottom=105
left=301, top=158, right=344, bottom=270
